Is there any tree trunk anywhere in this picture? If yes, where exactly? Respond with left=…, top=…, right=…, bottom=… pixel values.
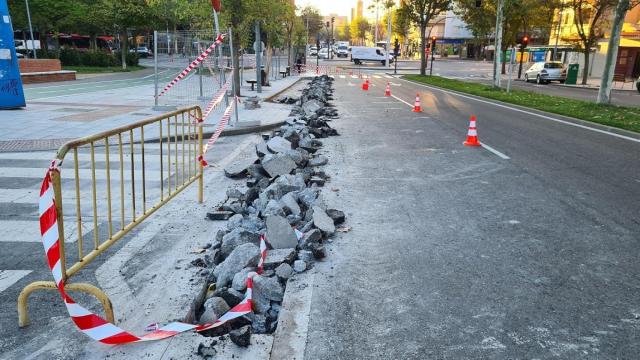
left=419, top=24, right=426, bottom=76
left=120, top=32, right=128, bottom=69
left=231, top=34, right=241, bottom=97
left=597, top=0, right=629, bottom=104
left=581, top=47, right=590, bottom=85
left=90, top=33, right=97, bottom=51
left=501, top=48, right=506, bottom=74
left=264, top=44, right=273, bottom=86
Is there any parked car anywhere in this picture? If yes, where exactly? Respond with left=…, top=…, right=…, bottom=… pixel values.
left=524, top=61, right=566, bottom=84
left=309, top=46, right=318, bottom=56
left=336, top=45, right=349, bottom=58
left=318, top=47, right=333, bottom=59
left=130, top=46, right=152, bottom=58
left=350, top=46, right=394, bottom=65
left=637, top=75, right=640, bottom=93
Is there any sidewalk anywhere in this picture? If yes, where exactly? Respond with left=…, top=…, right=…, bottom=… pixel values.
left=0, top=68, right=304, bottom=151
left=559, top=76, right=638, bottom=92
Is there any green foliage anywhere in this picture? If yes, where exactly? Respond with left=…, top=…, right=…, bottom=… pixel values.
left=57, top=48, right=138, bottom=67
left=404, top=75, right=640, bottom=133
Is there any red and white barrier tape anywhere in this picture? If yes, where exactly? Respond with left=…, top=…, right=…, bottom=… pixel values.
left=197, top=97, right=237, bottom=167
left=38, top=162, right=253, bottom=344
left=157, top=34, right=225, bottom=98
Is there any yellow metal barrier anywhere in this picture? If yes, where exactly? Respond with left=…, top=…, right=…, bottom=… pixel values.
left=18, top=106, right=204, bottom=327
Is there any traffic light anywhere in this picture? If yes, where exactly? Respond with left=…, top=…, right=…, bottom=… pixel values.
left=475, top=0, right=481, bottom=7
left=431, top=36, right=437, bottom=48
left=393, top=37, right=400, bottom=56
left=521, top=35, right=529, bottom=49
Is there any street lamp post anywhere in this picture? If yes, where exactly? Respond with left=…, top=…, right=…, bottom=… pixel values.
left=24, top=0, right=37, bottom=59
left=331, top=17, right=334, bottom=60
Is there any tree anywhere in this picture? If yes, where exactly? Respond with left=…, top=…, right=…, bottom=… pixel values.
left=299, top=5, right=323, bottom=43
left=569, top=0, right=617, bottom=84
left=337, top=22, right=351, bottom=41
left=597, top=0, right=639, bottom=103
left=403, top=0, right=452, bottom=75
left=350, top=17, right=370, bottom=45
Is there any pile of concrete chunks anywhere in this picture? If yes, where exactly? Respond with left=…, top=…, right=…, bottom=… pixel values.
left=195, top=75, right=345, bottom=353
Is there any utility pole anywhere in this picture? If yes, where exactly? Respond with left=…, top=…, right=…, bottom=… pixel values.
left=255, top=21, right=262, bottom=93
left=24, top=0, right=36, bottom=58
left=493, top=0, right=504, bottom=88
left=331, top=17, right=335, bottom=60
left=374, top=3, right=379, bottom=45
left=385, top=5, right=391, bottom=68
left=518, top=35, right=528, bottom=79
left=597, top=0, right=630, bottom=104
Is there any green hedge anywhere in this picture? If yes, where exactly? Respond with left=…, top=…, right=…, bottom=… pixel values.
left=56, top=48, right=138, bottom=67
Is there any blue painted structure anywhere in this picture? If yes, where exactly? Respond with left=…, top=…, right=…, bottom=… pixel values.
left=0, top=0, right=26, bottom=109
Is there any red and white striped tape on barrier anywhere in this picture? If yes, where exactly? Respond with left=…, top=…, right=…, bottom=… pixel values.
left=157, top=34, right=225, bottom=98
left=38, top=162, right=255, bottom=344
left=197, top=97, right=236, bottom=167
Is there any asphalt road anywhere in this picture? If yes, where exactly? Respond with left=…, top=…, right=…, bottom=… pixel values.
left=317, top=58, right=640, bottom=107
left=304, top=73, right=640, bottom=358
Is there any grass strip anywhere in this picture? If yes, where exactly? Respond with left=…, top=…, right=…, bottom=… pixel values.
left=403, top=75, right=640, bottom=133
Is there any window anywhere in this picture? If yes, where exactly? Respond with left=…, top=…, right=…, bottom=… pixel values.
left=545, top=63, right=563, bottom=69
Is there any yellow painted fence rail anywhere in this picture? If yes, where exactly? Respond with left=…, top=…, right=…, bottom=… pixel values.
left=18, top=106, right=204, bottom=327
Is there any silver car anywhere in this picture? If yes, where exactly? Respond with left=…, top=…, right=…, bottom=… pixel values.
left=524, top=61, right=566, bottom=84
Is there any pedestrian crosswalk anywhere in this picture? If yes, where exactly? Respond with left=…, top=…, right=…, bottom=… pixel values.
left=0, top=140, right=193, bottom=300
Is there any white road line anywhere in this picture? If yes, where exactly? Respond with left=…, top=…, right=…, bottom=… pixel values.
left=0, top=167, right=164, bottom=181
left=0, top=219, right=84, bottom=243
left=373, top=75, right=382, bottom=78
left=339, top=75, right=346, bottom=79
left=390, top=94, right=415, bottom=108
left=384, top=75, right=393, bottom=78
left=480, top=142, right=510, bottom=159
left=0, top=270, right=32, bottom=293
left=401, top=78, right=640, bottom=144
left=350, top=75, right=358, bottom=79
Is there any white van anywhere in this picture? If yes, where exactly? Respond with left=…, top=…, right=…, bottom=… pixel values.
left=350, top=46, right=393, bottom=65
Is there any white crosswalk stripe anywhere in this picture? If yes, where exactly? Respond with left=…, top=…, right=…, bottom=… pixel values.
left=0, top=270, right=32, bottom=292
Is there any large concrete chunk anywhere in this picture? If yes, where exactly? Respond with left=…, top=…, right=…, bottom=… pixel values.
left=213, top=243, right=260, bottom=287
left=261, top=154, right=296, bottom=178
left=253, top=275, right=284, bottom=313
left=200, top=296, right=230, bottom=323
left=302, top=99, right=322, bottom=115
left=266, top=136, right=292, bottom=153
left=224, top=156, right=257, bottom=178
left=232, top=267, right=256, bottom=292
left=263, top=248, right=297, bottom=270
left=280, top=192, right=301, bottom=217
left=220, top=228, right=260, bottom=258
left=266, top=216, right=299, bottom=249
left=312, top=205, right=335, bottom=234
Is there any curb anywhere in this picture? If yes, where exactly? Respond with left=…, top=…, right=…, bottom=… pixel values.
left=264, top=77, right=306, bottom=103
left=401, top=77, right=640, bottom=140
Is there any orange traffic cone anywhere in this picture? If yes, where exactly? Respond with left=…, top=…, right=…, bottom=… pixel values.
left=412, top=93, right=422, bottom=112
left=362, top=79, right=369, bottom=91
left=463, top=115, right=481, bottom=146
left=384, top=83, right=391, bottom=97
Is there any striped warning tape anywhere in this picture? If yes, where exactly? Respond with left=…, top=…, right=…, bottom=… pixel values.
left=38, top=161, right=256, bottom=344
left=197, top=97, right=236, bottom=167
left=157, top=34, right=225, bottom=98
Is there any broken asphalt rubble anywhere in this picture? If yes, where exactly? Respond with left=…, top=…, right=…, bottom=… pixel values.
left=193, top=75, right=346, bottom=354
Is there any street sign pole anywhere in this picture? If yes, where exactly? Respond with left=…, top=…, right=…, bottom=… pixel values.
left=507, top=47, right=515, bottom=93
left=255, top=21, right=262, bottom=93
left=213, top=9, right=228, bottom=105
left=229, top=27, right=239, bottom=125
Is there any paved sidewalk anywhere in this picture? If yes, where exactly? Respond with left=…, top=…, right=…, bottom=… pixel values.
left=1, top=68, right=304, bottom=150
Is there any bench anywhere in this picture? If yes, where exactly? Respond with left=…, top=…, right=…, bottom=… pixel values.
left=246, top=79, right=257, bottom=91
left=19, top=59, right=76, bottom=84
left=279, top=70, right=288, bottom=78
left=613, top=73, right=633, bottom=88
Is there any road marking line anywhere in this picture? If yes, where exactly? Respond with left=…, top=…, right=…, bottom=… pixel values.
left=480, top=142, right=510, bottom=159
left=0, top=270, right=32, bottom=293
left=390, top=94, right=415, bottom=108
left=384, top=75, right=393, bottom=78
left=350, top=75, right=358, bottom=78
left=339, top=75, right=346, bottom=79
left=373, top=75, right=382, bottom=78
left=401, top=78, right=640, bottom=144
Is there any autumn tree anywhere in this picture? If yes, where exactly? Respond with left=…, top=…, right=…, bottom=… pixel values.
left=403, top=0, right=452, bottom=75
left=569, top=0, right=617, bottom=84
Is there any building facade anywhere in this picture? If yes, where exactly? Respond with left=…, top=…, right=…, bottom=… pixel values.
left=549, top=1, right=640, bottom=80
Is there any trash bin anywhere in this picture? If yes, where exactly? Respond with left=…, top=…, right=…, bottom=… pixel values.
left=565, top=63, right=579, bottom=85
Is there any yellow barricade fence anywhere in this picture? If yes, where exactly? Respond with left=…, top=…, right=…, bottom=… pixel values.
left=18, top=106, right=204, bottom=327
